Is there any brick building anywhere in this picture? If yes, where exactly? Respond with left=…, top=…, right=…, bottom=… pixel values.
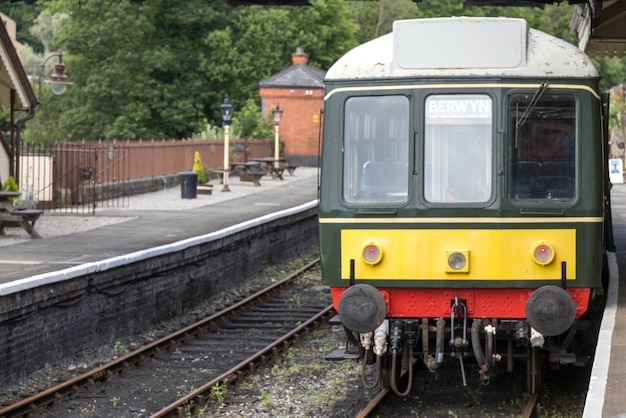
left=259, top=48, right=326, bottom=166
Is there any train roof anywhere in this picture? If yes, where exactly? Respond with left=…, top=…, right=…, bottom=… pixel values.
left=325, top=17, right=599, bottom=81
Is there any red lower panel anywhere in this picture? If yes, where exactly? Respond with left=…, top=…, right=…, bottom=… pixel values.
left=330, top=286, right=591, bottom=319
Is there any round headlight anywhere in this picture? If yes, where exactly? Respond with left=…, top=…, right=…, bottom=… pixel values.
left=531, top=242, right=555, bottom=266
left=361, top=242, right=383, bottom=265
left=448, top=252, right=467, bottom=271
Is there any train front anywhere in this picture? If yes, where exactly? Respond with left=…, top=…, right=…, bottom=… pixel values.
left=318, top=17, right=608, bottom=393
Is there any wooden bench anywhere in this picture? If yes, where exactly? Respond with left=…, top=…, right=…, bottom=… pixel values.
left=285, top=165, right=299, bottom=176
left=235, top=162, right=266, bottom=186
left=267, top=166, right=286, bottom=180
left=210, top=169, right=227, bottom=183
left=0, top=209, right=44, bottom=239
left=240, top=171, right=266, bottom=186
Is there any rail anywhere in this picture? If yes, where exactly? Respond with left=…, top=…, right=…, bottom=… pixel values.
left=0, top=258, right=327, bottom=418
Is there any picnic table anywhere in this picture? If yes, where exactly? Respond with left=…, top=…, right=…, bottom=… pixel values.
left=0, top=191, right=43, bottom=239
left=249, top=157, right=295, bottom=180
left=232, top=162, right=266, bottom=186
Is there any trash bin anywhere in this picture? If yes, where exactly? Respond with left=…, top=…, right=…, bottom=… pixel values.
left=180, top=171, right=198, bottom=199
left=248, top=161, right=262, bottom=173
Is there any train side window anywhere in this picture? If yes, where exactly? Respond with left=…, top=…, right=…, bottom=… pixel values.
left=508, top=93, right=576, bottom=203
left=423, top=94, right=492, bottom=203
left=342, top=95, right=409, bottom=204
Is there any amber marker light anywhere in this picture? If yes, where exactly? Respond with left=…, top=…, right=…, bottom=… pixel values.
left=361, top=242, right=383, bottom=265
left=531, top=241, right=555, bottom=266
left=446, top=250, right=469, bottom=273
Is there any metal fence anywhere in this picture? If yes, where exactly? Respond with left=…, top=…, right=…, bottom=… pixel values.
left=17, top=139, right=274, bottom=214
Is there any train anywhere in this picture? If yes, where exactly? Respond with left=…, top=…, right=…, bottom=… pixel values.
left=318, top=16, right=614, bottom=394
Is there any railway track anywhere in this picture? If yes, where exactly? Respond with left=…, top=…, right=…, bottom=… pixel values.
left=0, top=258, right=331, bottom=418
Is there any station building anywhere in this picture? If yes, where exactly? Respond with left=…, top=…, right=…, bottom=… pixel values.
left=259, top=48, right=326, bottom=167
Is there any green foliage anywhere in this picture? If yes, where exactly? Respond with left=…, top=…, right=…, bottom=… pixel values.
left=192, top=122, right=223, bottom=140
left=0, top=106, right=12, bottom=135
left=209, top=382, right=227, bottom=404
left=231, top=99, right=273, bottom=140
left=350, top=0, right=418, bottom=43
left=202, top=0, right=357, bottom=123
left=1, top=176, right=19, bottom=204
left=202, top=6, right=296, bottom=115
left=609, top=85, right=626, bottom=130
left=405, top=0, right=575, bottom=41
left=21, top=0, right=230, bottom=142
left=113, top=341, right=129, bottom=356
left=593, top=57, right=626, bottom=93
left=0, top=2, right=45, bottom=53
left=192, top=151, right=209, bottom=184
left=259, top=391, right=276, bottom=412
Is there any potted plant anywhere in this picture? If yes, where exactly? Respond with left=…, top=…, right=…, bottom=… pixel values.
left=192, top=151, right=213, bottom=195
left=13, top=190, right=39, bottom=210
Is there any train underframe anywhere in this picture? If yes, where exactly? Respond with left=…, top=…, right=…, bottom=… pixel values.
left=329, top=284, right=602, bottom=395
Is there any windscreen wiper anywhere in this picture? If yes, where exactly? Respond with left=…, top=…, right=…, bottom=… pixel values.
left=516, top=82, right=549, bottom=127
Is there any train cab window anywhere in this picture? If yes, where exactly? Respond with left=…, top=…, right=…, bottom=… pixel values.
left=508, top=93, right=576, bottom=203
left=424, top=94, right=492, bottom=203
left=343, top=96, right=409, bottom=204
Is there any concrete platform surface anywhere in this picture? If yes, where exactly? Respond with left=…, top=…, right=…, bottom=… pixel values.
left=0, top=168, right=319, bottom=285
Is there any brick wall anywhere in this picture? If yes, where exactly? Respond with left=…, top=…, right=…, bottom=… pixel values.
left=0, top=207, right=318, bottom=387
left=260, top=86, right=324, bottom=166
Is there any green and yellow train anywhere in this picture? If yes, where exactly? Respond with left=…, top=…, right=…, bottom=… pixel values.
left=318, top=16, right=614, bottom=394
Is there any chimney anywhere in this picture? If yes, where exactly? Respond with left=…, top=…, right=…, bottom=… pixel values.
left=292, top=47, right=308, bottom=65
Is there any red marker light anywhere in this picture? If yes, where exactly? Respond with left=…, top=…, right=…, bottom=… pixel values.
left=362, top=243, right=382, bottom=265
left=531, top=242, right=555, bottom=265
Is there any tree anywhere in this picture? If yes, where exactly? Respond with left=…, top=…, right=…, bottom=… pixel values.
left=201, top=0, right=357, bottom=125
left=593, top=57, right=626, bottom=93
left=292, top=0, right=359, bottom=69
left=231, top=98, right=273, bottom=140
left=24, top=0, right=230, bottom=142
left=349, top=0, right=418, bottom=44
left=14, top=0, right=358, bottom=142
left=0, top=1, right=44, bottom=53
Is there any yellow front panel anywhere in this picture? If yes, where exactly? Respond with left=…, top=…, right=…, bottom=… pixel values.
left=340, top=229, right=576, bottom=281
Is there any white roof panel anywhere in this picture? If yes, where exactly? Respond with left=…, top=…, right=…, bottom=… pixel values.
left=393, top=17, right=526, bottom=70
left=326, top=17, right=599, bottom=80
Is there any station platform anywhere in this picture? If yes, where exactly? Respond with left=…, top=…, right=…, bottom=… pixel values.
left=0, top=168, right=319, bottom=287
left=585, top=182, right=626, bottom=418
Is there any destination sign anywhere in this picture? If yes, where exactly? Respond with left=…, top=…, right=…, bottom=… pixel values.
left=426, top=96, right=492, bottom=120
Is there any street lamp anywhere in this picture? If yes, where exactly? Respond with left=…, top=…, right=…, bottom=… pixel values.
left=14, top=50, right=72, bottom=184
left=38, top=50, right=73, bottom=98
left=220, top=95, right=234, bottom=192
left=271, top=104, right=283, bottom=168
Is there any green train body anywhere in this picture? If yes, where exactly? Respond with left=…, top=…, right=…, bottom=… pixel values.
left=318, top=17, right=612, bottom=393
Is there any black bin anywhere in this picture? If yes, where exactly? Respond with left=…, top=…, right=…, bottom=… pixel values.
left=248, top=161, right=262, bottom=173
left=180, top=171, right=198, bottom=199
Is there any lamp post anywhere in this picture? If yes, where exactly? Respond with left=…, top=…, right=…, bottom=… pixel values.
left=14, top=50, right=72, bottom=184
left=271, top=104, right=283, bottom=168
left=220, top=96, right=234, bottom=192
left=38, top=50, right=73, bottom=98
